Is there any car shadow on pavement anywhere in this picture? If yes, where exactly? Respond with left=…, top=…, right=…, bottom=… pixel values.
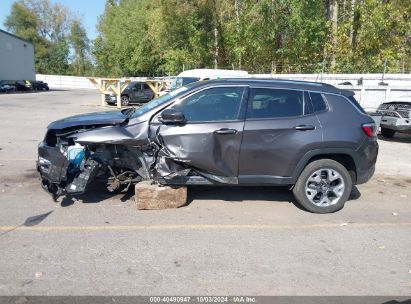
left=59, top=180, right=133, bottom=207
left=58, top=180, right=362, bottom=211
left=186, top=185, right=362, bottom=211
left=377, top=133, right=411, bottom=143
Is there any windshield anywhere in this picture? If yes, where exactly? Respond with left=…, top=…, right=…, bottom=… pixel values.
left=130, top=86, right=190, bottom=118
left=170, top=77, right=200, bottom=91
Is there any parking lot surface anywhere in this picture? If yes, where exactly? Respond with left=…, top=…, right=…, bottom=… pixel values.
left=0, top=90, right=410, bottom=295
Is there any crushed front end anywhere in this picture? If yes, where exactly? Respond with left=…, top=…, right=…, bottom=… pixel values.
left=37, top=124, right=151, bottom=200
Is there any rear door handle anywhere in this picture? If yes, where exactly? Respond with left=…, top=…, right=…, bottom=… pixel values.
left=214, top=128, right=238, bottom=135
left=294, top=125, right=315, bottom=131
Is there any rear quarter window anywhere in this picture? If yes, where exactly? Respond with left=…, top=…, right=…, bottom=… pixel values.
left=309, top=92, right=327, bottom=112
left=347, top=95, right=367, bottom=114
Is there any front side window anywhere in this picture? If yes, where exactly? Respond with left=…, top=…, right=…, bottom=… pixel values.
left=131, top=86, right=191, bottom=118
left=171, top=87, right=244, bottom=122
left=247, top=88, right=303, bottom=119
left=127, top=82, right=139, bottom=90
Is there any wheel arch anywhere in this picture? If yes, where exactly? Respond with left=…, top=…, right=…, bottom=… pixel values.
left=293, top=149, right=358, bottom=184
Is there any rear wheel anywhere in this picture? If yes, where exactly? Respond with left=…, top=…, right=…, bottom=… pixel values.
left=381, top=127, right=395, bottom=138
left=121, top=95, right=130, bottom=106
left=293, top=159, right=352, bottom=213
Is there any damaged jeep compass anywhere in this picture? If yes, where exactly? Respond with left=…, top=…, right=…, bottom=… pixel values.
left=37, top=79, right=378, bottom=213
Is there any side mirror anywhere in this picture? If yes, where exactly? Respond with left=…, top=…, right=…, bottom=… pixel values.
left=160, top=108, right=185, bottom=124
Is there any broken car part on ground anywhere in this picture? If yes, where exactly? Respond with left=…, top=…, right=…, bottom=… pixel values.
left=37, top=79, right=378, bottom=213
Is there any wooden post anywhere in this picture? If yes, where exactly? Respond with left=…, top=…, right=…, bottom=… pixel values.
left=116, top=81, right=121, bottom=109
left=101, top=79, right=105, bottom=106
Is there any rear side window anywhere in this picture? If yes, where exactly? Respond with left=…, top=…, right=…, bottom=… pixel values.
left=247, top=88, right=303, bottom=119
left=309, top=92, right=327, bottom=112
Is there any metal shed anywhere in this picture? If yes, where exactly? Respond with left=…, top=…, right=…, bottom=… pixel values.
left=0, top=29, right=35, bottom=82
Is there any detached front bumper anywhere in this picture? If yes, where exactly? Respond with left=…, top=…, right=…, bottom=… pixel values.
left=37, top=141, right=99, bottom=199
left=37, top=142, right=69, bottom=183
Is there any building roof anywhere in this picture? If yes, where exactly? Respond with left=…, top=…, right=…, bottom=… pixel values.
left=0, top=29, right=33, bottom=46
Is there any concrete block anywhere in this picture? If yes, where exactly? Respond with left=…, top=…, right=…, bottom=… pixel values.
left=135, top=181, right=187, bottom=210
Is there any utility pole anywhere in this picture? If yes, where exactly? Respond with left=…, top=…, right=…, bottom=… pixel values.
left=214, top=27, right=218, bottom=69
left=234, top=0, right=241, bottom=70
left=330, top=0, right=338, bottom=71
left=349, top=0, right=356, bottom=47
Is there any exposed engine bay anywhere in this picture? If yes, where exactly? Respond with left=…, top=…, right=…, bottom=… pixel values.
left=37, top=109, right=237, bottom=200
left=38, top=125, right=151, bottom=200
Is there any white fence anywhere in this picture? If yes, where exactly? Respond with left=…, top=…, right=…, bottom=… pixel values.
left=36, top=73, right=411, bottom=110
left=36, top=74, right=148, bottom=90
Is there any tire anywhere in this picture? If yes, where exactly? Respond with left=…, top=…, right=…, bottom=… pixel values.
left=381, top=127, right=395, bottom=138
left=121, top=95, right=130, bottom=106
left=293, top=159, right=353, bottom=213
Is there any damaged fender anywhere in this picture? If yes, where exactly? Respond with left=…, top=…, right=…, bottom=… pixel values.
left=37, top=84, right=247, bottom=199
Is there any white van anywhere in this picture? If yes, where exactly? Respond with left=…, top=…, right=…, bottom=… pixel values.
left=169, top=69, right=249, bottom=91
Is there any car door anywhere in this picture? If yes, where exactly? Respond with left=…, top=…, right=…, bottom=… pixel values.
left=238, top=88, right=322, bottom=184
left=131, top=82, right=145, bottom=102
left=153, top=86, right=247, bottom=179
left=142, top=83, right=154, bottom=101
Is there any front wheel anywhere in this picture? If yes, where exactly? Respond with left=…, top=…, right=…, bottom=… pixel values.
left=381, top=127, right=395, bottom=138
left=293, top=159, right=352, bottom=213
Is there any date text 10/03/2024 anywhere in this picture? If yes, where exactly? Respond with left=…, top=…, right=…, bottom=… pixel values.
left=149, top=296, right=257, bottom=303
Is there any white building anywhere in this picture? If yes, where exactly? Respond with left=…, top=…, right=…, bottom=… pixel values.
left=0, top=29, right=35, bottom=81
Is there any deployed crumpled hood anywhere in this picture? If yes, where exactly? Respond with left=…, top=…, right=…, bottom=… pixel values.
left=48, top=110, right=128, bottom=129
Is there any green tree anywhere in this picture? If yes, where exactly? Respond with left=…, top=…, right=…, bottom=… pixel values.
left=4, top=0, right=91, bottom=75
left=93, top=0, right=411, bottom=76
left=70, top=20, right=92, bottom=75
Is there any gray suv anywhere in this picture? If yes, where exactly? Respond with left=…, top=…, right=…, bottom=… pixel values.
left=105, top=81, right=154, bottom=106
left=38, top=79, right=378, bottom=213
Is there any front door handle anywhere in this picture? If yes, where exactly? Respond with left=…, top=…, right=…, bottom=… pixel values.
left=294, top=125, right=315, bottom=131
left=214, top=128, right=238, bottom=135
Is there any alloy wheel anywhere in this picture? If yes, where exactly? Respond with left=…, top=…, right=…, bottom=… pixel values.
left=304, top=168, right=345, bottom=207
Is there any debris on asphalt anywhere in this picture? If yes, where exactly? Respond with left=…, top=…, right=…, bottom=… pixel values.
left=340, top=223, right=348, bottom=227
left=378, top=246, right=385, bottom=249
left=35, top=272, right=42, bottom=278
left=377, top=179, right=385, bottom=182
left=392, top=212, right=398, bottom=216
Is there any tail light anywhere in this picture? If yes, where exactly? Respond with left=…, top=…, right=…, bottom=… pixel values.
left=362, top=123, right=377, bottom=137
